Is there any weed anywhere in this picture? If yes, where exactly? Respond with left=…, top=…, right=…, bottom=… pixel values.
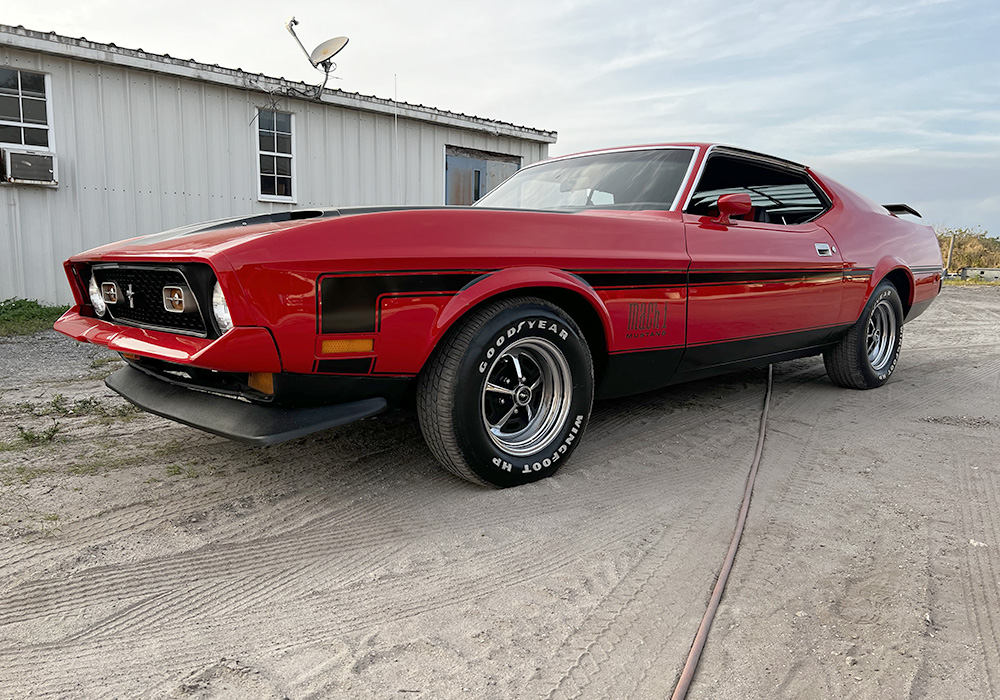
left=184, top=467, right=199, bottom=479
left=165, top=464, right=182, bottom=477
left=943, top=278, right=1000, bottom=287
left=49, top=394, right=68, bottom=414
left=0, top=298, right=70, bottom=336
left=23, top=395, right=139, bottom=420
left=38, top=513, right=61, bottom=537
left=67, top=462, right=101, bottom=477
left=153, top=442, right=184, bottom=458
left=87, top=355, right=124, bottom=380
left=16, top=424, right=60, bottom=445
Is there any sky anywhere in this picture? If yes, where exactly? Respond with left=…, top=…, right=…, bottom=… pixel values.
left=7, top=0, right=1000, bottom=234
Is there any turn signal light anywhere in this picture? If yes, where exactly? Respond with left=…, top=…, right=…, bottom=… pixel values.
left=321, top=338, right=373, bottom=354
left=248, top=372, right=274, bottom=395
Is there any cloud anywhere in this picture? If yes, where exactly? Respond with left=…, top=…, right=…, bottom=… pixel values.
left=4, top=0, right=998, bottom=234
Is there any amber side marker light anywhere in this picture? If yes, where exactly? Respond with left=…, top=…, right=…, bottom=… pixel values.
left=321, top=338, right=374, bottom=354
left=248, top=373, right=274, bottom=396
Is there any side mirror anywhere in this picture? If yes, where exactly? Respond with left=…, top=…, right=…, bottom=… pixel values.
left=712, top=193, right=752, bottom=225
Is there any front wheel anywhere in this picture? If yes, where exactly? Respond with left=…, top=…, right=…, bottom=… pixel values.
left=824, top=280, right=904, bottom=389
left=417, top=297, right=594, bottom=487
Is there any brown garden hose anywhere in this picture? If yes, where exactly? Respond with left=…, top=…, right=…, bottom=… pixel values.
left=671, top=364, right=774, bottom=700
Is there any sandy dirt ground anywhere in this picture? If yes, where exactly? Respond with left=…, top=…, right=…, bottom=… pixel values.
left=0, top=286, right=997, bottom=699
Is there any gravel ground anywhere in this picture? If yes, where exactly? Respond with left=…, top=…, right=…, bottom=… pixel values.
left=0, top=285, right=998, bottom=699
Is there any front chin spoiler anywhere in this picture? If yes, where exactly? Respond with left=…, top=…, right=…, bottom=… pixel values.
left=105, top=366, right=387, bottom=445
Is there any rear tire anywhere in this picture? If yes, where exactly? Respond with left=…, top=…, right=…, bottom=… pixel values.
left=417, top=297, right=594, bottom=487
left=824, top=279, right=903, bottom=389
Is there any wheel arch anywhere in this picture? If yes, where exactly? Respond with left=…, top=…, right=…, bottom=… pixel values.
left=868, top=257, right=913, bottom=318
left=427, top=268, right=613, bottom=382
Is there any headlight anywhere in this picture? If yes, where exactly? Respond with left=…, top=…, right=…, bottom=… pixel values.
left=212, top=281, right=234, bottom=334
left=88, top=274, right=106, bottom=317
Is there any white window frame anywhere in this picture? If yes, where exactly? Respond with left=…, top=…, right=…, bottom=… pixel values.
left=256, top=108, right=296, bottom=203
left=0, top=70, right=55, bottom=153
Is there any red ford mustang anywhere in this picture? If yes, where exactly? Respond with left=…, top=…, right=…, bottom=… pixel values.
left=54, top=144, right=943, bottom=486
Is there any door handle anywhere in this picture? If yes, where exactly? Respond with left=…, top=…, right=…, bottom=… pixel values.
left=815, top=243, right=834, bottom=256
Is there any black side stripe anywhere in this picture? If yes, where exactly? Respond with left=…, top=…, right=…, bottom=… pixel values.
left=576, top=268, right=844, bottom=288
left=319, top=272, right=485, bottom=333
left=688, top=269, right=842, bottom=286
left=575, top=271, right=687, bottom=288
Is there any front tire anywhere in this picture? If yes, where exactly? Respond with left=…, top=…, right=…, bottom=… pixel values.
left=417, top=297, right=594, bottom=487
left=824, top=279, right=903, bottom=389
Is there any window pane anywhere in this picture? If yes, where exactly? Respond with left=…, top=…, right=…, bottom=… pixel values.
left=0, top=95, right=19, bottom=120
left=275, top=155, right=291, bottom=176
left=0, top=124, right=21, bottom=144
left=22, top=98, right=47, bottom=124
left=259, top=132, right=275, bottom=153
left=20, top=71, right=45, bottom=97
left=23, top=127, right=48, bottom=147
left=275, top=177, right=292, bottom=197
left=259, top=110, right=275, bottom=130
left=276, top=133, right=291, bottom=154
left=274, top=112, right=291, bottom=133
left=0, top=68, right=16, bottom=95
left=261, top=175, right=276, bottom=196
left=260, top=154, right=275, bottom=174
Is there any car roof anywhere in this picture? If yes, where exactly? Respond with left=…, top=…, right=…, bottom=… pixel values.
left=542, top=143, right=808, bottom=171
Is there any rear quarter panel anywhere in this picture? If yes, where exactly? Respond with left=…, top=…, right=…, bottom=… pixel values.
left=811, top=170, right=943, bottom=323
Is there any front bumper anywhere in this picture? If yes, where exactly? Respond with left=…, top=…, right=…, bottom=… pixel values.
left=53, top=307, right=281, bottom=373
left=105, top=366, right=387, bottom=445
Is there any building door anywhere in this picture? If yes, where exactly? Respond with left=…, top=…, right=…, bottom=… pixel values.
left=445, top=146, right=521, bottom=205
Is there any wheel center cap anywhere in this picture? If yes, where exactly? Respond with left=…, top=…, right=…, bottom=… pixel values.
left=514, top=386, right=532, bottom=406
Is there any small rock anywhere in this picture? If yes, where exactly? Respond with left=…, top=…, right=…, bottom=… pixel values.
left=846, top=656, right=857, bottom=667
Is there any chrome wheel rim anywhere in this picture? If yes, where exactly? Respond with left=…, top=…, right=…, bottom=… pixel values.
left=481, top=337, right=572, bottom=457
left=866, top=299, right=897, bottom=372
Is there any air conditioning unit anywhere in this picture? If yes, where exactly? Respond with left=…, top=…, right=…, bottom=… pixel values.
left=1, top=148, right=58, bottom=186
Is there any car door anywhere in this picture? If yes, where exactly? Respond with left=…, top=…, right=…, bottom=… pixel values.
left=678, top=151, right=846, bottom=378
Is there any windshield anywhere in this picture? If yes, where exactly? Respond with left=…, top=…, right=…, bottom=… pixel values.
left=473, top=148, right=694, bottom=212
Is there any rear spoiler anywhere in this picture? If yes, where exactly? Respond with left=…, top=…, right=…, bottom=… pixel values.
left=883, top=203, right=922, bottom=218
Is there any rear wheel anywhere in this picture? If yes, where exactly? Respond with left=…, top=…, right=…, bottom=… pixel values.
left=417, top=297, right=594, bottom=487
left=824, top=279, right=903, bottom=389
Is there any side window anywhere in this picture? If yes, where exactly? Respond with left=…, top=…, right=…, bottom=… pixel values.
left=686, top=155, right=829, bottom=225
left=257, top=109, right=294, bottom=201
left=0, top=68, right=51, bottom=149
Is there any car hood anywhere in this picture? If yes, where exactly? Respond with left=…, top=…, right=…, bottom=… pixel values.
left=72, top=206, right=454, bottom=260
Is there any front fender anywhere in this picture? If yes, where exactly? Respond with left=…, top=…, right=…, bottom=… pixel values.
left=434, top=267, right=614, bottom=345
left=364, top=268, right=614, bottom=376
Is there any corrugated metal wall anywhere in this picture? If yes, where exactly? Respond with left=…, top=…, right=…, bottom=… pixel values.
left=0, top=46, right=549, bottom=304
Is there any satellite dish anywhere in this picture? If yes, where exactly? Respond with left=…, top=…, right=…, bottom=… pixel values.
left=284, top=18, right=349, bottom=98
left=309, top=36, right=349, bottom=67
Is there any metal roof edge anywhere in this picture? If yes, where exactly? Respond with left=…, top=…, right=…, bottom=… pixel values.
left=0, top=23, right=558, bottom=144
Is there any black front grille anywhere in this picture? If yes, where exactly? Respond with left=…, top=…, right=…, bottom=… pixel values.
left=93, top=265, right=208, bottom=336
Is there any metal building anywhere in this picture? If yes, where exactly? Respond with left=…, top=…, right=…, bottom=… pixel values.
left=0, top=25, right=556, bottom=304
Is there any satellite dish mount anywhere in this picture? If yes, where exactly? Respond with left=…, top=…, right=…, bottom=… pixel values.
left=285, top=17, right=349, bottom=98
